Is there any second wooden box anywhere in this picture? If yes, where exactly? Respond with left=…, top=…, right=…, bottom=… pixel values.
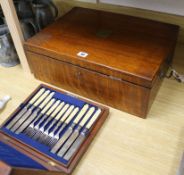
left=24, top=7, right=179, bottom=118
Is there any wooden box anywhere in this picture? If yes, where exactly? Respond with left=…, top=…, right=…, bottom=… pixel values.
left=0, top=84, right=109, bottom=174
left=24, top=7, right=179, bottom=118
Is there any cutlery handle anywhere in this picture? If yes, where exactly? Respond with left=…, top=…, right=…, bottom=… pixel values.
left=29, top=88, right=45, bottom=105
left=51, top=102, right=65, bottom=118
left=73, top=104, right=89, bottom=124
left=65, top=107, right=79, bottom=124
left=55, top=104, right=69, bottom=120
left=41, top=99, right=55, bottom=114
left=86, top=109, right=101, bottom=129
left=39, top=92, right=55, bottom=109
left=79, top=107, right=95, bottom=127
left=60, top=105, right=75, bottom=122
left=34, top=90, right=50, bottom=107
left=46, top=100, right=60, bottom=116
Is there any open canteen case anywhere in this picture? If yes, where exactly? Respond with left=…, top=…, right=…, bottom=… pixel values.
left=0, top=84, right=109, bottom=175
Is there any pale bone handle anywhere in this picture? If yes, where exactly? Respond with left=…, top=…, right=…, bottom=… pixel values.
left=51, top=102, right=65, bottom=118
left=65, top=107, right=79, bottom=124
left=33, top=90, right=50, bottom=107
left=29, top=88, right=45, bottom=105
left=79, top=107, right=95, bottom=127
left=86, top=109, right=101, bottom=129
left=41, top=99, right=55, bottom=114
left=73, top=104, right=89, bottom=124
left=39, top=92, right=55, bottom=109
left=60, top=105, right=75, bottom=122
left=55, top=104, right=69, bottom=121
left=46, top=100, right=60, bottom=116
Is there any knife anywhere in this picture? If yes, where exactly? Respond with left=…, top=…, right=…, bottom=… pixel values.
left=50, top=104, right=89, bottom=153
left=10, top=90, right=50, bottom=132
left=48, top=107, right=79, bottom=147
left=64, top=109, right=101, bottom=160
left=6, top=88, right=45, bottom=129
left=44, top=104, right=75, bottom=145
left=32, top=100, right=60, bottom=140
left=25, top=98, right=56, bottom=137
left=57, top=107, right=95, bottom=157
left=15, top=92, right=55, bottom=134
left=38, top=102, right=66, bottom=143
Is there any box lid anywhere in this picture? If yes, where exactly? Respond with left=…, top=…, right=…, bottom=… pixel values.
left=24, top=7, right=179, bottom=88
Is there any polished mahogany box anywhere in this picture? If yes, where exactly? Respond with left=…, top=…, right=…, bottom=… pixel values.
left=0, top=84, right=109, bottom=175
left=24, top=7, right=179, bottom=118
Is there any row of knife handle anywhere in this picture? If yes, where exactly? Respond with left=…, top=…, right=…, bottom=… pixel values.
left=5, top=88, right=102, bottom=160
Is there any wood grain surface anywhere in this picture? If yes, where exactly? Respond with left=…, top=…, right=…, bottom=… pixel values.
left=0, top=43, right=184, bottom=175
left=24, top=7, right=178, bottom=117
left=24, top=7, right=179, bottom=87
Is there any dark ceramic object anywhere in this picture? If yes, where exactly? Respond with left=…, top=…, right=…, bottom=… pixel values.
left=32, top=0, right=58, bottom=30
left=14, top=0, right=34, bottom=19
left=20, top=18, right=37, bottom=40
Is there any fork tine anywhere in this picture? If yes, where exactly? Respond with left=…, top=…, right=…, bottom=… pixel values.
left=49, top=138, right=58, bottom=147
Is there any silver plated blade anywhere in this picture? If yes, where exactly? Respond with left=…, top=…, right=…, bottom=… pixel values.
left=15, top=109, right=40, bottom=134
left=57, top=130, right=79, bottom=157
left=64, top=134, right=85, bottom=161
left=6, top=106, right=28, bottom=129
left=10, top=108, right=33, bottom=132
left=50, top=127, right=73, bottom=154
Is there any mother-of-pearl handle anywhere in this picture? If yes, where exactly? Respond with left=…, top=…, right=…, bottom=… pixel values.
left=29, top=88, right=45, bottom=105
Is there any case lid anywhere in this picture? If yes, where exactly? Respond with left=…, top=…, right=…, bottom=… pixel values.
left=24, top=7, right=179, bottom=88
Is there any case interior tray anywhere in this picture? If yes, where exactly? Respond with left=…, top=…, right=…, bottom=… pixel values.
left=0, top=85, right=104, bottom=170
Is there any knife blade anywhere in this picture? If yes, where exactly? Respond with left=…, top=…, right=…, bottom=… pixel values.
left=57, top=107, right=95, bottom=157
left=50, top=104, right=89, bottom=154
left=10, top=90, right=50, bottom=132
left=64, top=109, right=102, bottom=160
left=15, top=92, right=55, bottom=134
left=6, top=88, right=45, bottom=129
